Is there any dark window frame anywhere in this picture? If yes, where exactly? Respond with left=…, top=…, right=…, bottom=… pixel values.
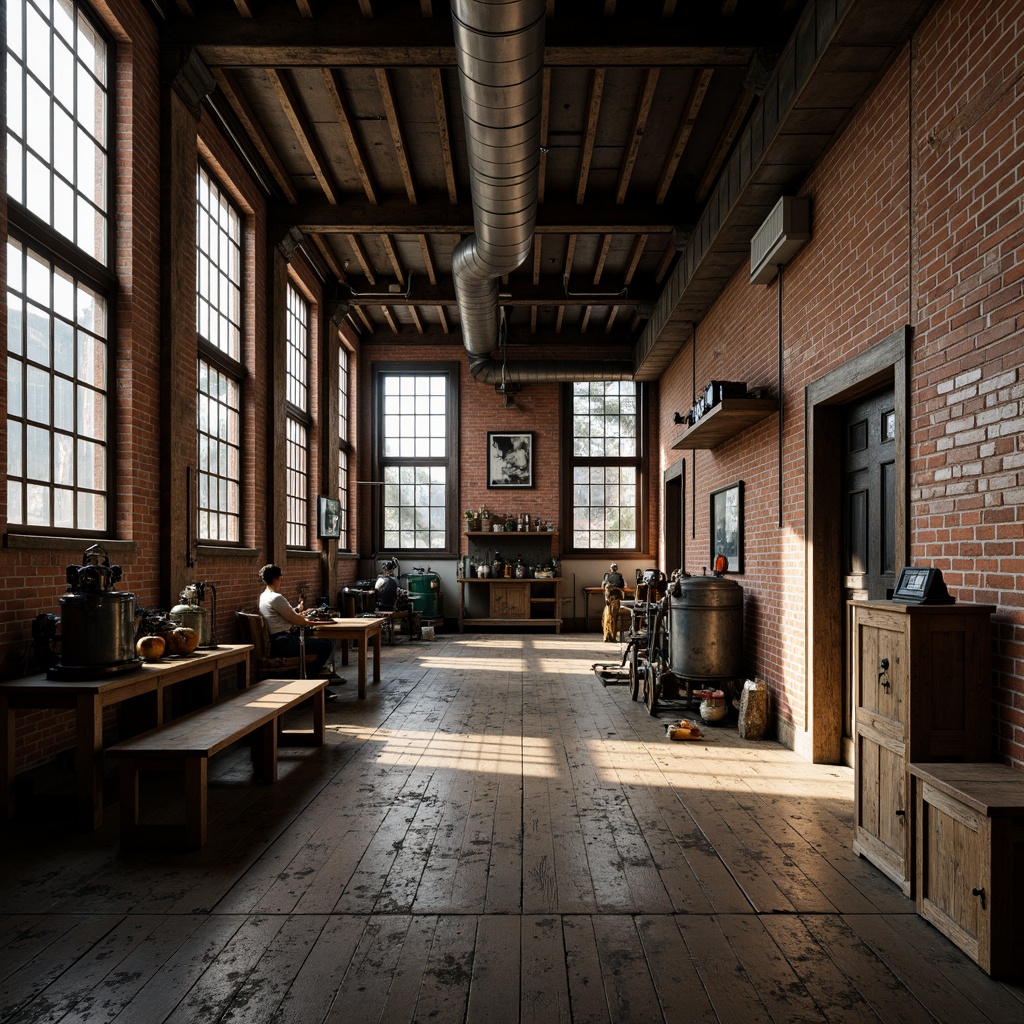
left=560, top=380, right=649, bottom=558
left=284, top=282, right=311, bottom=549
left=372, top=362, right=460, bottom=557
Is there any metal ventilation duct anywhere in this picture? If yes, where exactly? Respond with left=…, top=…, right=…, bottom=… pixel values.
left=750, top=195, right=811, bottom=285
left=450, top=0, right=634, bottom=384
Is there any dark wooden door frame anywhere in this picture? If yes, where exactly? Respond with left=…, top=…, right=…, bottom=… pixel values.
left=805, top=326, right=910, bottom=763
left=663, top=460, right=685, bottom=575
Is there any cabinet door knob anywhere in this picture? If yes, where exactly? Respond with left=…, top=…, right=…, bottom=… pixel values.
left=972, top=886, right=986, bottom=909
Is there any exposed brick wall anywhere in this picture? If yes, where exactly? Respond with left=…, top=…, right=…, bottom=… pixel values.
left=657, top=0, right=1024, bottom=766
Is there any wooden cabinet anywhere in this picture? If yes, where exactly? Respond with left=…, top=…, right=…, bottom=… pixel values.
left=850, top=601, right=994, bottom=894
left=909, top=762, right=1024, bottom=978
left=458, top=531, right=562, bottom=632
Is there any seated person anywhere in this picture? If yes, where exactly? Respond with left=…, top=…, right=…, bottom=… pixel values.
left=374, top=559, right=400, bottom=611
left=258, top=564, right=335, bottom=677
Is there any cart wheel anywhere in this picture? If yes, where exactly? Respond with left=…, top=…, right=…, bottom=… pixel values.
left=627, top=641, right=641, bottom=701
left=645, top=606, right=666, bottom=717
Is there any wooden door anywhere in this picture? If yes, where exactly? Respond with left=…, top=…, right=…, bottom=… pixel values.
left=663, top=463, right=685, bottom=576
left=842, top=387, right=896, bottom=763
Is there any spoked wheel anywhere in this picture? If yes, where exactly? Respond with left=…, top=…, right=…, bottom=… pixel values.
left=627, top=639, right=641, bottom=701
left=645, top=606, right=667, bottom=717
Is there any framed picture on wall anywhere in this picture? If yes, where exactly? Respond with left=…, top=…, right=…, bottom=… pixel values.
left=317, top=496, right=342, bottom=538
left=487, top=431, right=534, bottom=488
left=709, top=480, right=744, bottom=574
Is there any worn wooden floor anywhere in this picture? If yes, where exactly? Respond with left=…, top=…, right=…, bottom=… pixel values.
left=1, top=633, right=1022, bottom=1023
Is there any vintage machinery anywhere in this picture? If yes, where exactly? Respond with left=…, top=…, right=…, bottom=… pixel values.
left=402, top=567, right=443, bottom=624
left=169, top=581, right=218, bottom=647
left=44, top=544, right=141, bottom=680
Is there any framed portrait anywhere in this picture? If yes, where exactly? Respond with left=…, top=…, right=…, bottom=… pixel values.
left=709, top=481, right=744, bottom=574
left=317, top=496, right=342, bottom=539
left=487, top=431, right=534, bottom=489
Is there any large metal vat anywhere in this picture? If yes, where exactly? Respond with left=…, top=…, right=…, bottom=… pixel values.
left=668, top=573, right=743, bottom=681
left=401, top=568, right=443, bottom=620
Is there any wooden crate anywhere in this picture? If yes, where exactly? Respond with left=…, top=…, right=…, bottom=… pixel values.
left=909, top=762, right=1024, bottom=977
left=850, top=601, right=993, bottom=894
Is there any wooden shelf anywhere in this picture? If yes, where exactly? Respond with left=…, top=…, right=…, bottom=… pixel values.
left=466, top=530, right=557, bottom=537
left=670, top=398, right=778, bottom=449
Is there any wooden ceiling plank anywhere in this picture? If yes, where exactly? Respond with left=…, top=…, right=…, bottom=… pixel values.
left=555, top=307, right=565, bottom=333
left=420, top=0, right=433, bottom=13
left=266, top=68, right=340, bottom=204
left=575, top=68, right=605, bottom=205
left=322, top=69, right=378, bottom=205
left=358, top=0, right=373, bottom=16
left=695, top=90, right=754, bottom=203
left=294, top=0, right=315, bottom=17
left=603, top=0, right=616, bottom=14
left=381, top=233, right=405, bottom=284
left=580, top=306, right=592, bottom=332
left=530, top=307, right=537, bottom=333
left=346, top=233, right=376, bottom=285
left=409, top=306, right=424, bottom=333
left=419, top=234, right=437, bottom=285
left=310, top=234, right=344, bottom=280
left=625, top=233, right=648, bottom=283
left=211, top=68, right=298, bottom=204
left=615, top=67, right=660, bottom=205
left=375, top=68, right=418, bottom=205
left=656, top=238, right=676, bottom=283
left=546, top=0, right=555, bottom=15
left=356, top=306, right=374, bottom=333
left=593, top=235, right=611, bottom=285
left=604, top=306, right=619, bottom=333
left=430, top=68, right=458, bottom=205
left=538, top=68, right=551, bottom=204
left=436, top=306, right=449, bottom=333
left=655, top=66, right=713, bottom=205
left=233, top=0, right=255, bottom=17
left=381, top=306, right=399, bottom=333
left=662, top=0, right=677, bottom=14
left=343, top=277, right=656, bottom=307
left=174, top=0, right=196, bottom=15
left=563, top=235, right=577, bottom=293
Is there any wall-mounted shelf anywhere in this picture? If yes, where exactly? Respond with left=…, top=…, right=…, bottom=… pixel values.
left=670, top=398, right=778, bottom=449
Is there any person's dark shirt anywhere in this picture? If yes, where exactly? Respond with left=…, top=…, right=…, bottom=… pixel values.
left=375, top=575, right=399, bottom=611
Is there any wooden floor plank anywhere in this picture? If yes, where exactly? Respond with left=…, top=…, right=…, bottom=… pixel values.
left=2, top=632, right=1021, bottom=1024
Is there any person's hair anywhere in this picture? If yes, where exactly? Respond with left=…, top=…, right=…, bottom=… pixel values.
left=259, top=564, right=282, bottom=585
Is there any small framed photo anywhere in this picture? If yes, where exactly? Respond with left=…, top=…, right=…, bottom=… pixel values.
left=317, top=496, right=342, bottom=539
left=709, top=481, right=744, bottom=574
left=487, top=431, right=534, bottom=489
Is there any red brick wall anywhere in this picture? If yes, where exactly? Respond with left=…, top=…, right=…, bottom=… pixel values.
left=657, top=0, right=1024, bottom=766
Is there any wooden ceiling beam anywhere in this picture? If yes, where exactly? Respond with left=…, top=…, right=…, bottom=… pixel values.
left=655, top=66, right=713, bottom=204
left=358, top=0, right=374, bottom=16
left=342, top=276, right=657, bottom=307
left=430, top=68, right=458, bottom=205
left=695, top=90, right=754, bottom=203
left=345, top=234, right=376, bottom=285
left=380, top=234, right=405, bottom=284
left=408, top=306, right=425, bottom=333
left=310, top=234, right=344, bottom=281
left=211, top=68, right=298, bottom=203
left=375, top=68, right=418, bottom=205
left=418, top=235, right=437, bottom=285
left=625, top=234, right=648, bottom=284
left=593, top=235, right=611, bottom=285
left=322, top=69, right=378, bottom=205
left=381, top=306, right=400, bottom=333
left=266, top=68, right=340, bottom=204
left=615, top=68, right=659, bottom=204
left=294, top=0, right=315, bottom=17
left=232, top=0, right=255, bottom=17
left=273, top=196, right=683, bottom=234
left=532, top=235, right=543, bottom=287
left=538, top=68, right=551, bottom=205
left=436, top=306, right=449, bottom=332
left=355, top=306, right=375, bottom=334
left=575, top=69, right=605, bottom=205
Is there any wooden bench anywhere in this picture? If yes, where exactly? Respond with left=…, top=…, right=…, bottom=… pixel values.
left=107, top=676, right=327, bottom=850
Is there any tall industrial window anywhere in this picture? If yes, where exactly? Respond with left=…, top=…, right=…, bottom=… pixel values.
left=196, top=165, right=242, bottom=543
left=6, top=0, right=112, bottom=532
left=285, top=283, right=310, bottom=548
left=337, top=344, right=350, bottom=547
left=565, top=381, right=645, bottom=553
left=376, top=368, right=457, bottom=552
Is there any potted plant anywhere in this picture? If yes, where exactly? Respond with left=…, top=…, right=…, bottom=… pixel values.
left=464, top=509, right=480, bottom=532
left=479, top=507, right=492, bottom=532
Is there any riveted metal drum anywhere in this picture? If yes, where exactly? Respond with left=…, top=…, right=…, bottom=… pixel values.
left=668, top=574, right=743, bottom=681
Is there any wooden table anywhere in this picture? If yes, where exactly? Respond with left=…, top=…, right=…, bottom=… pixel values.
left=0, top=643, right=251, bottom=830
left=312, top=617, right=383, bottom=699
left=583, top=586, right=635, bottom=632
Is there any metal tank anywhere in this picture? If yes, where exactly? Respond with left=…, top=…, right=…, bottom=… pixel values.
left=668, top=572, right=744, bottom=681
left=401, top=567, right=444, bottom=621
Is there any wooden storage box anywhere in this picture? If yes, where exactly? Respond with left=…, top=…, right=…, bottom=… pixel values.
left=909, top=762, right=1024, bottom=977
left=850, top=601, right=993, bottom=894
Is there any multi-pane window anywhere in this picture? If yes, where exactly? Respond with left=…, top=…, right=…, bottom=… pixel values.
left=6, top=0, right=110, bottom=263
left=567, top=381, right=644, bottom=552
left=6, top=0, right=112, bottom=532
left=285, top=284, right=310, bottom=547
left=337, top=344, right=350, bottom=546
left=378, top=371, right=454, bottom=551
left=196, top=165, right=242, bottom=543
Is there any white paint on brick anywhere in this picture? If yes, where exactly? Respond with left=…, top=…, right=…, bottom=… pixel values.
left=955, top=368, right=983, bottom=388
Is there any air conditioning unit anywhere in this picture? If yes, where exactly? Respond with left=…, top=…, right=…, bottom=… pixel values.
left=750, top=195, right=811, bottom=285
